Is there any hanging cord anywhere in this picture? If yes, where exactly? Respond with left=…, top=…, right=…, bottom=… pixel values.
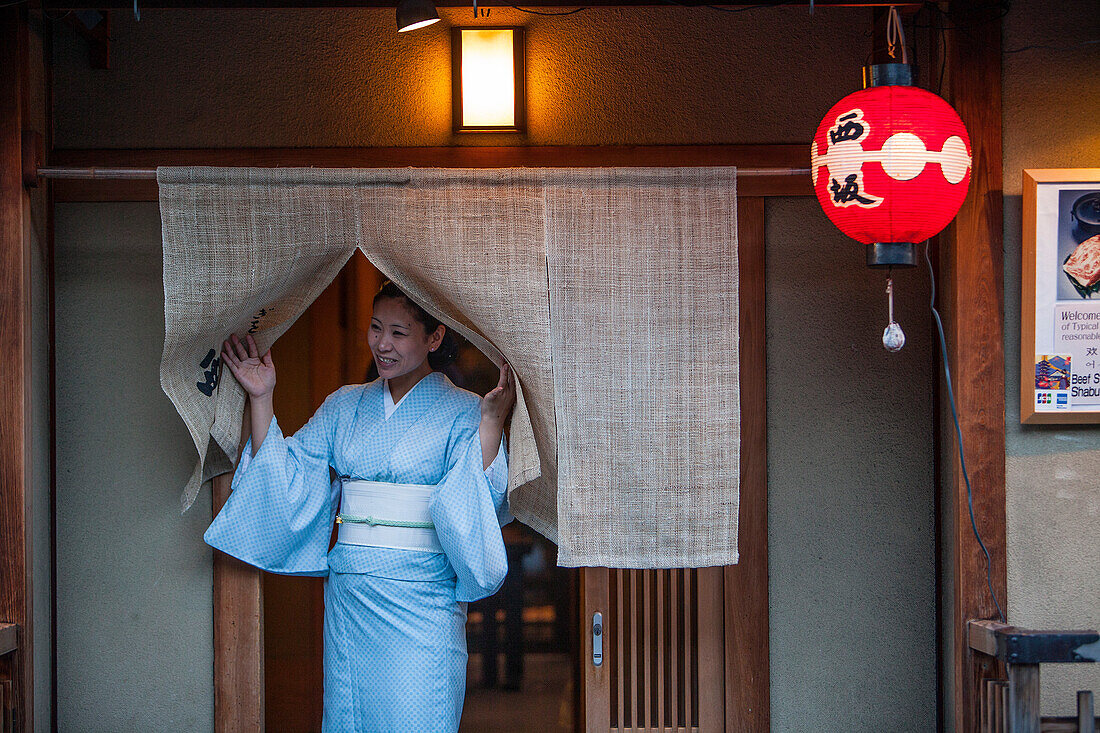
left=499, top=3, right=586, bottom=15
left=924, top=242, right=1007, bottom=623
left=887, top=276, right=895, bottom=323
left=886, top=5, right=909, bottom=64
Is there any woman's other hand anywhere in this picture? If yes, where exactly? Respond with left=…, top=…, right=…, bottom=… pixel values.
left=222, top=333, right=276, bottom=399
left=481, top=362, right=516, bottom=428
left=479, top=363, right=515, bottom=469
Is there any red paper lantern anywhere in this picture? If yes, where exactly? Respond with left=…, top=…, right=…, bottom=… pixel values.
left=811, top=82, right=972, bottom=266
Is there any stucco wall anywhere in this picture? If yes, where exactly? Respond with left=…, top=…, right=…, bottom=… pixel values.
left=54, top=204, right=214, bottom=731
left=50, top=7, right=938, bottom=730
left=1002, top=0, right=1100, bottom=715
left=52, top=7, right=872, bottom=147
left=766, top=198, right=935, bottom=731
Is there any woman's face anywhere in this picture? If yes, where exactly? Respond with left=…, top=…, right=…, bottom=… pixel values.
left=368, top=297, right=443, bottom=381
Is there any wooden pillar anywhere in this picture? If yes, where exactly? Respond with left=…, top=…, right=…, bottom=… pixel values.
left=938, top=4, right=1007, bottom=732
left=724, top=196, right=769, bottom=733
left=212, top=464, right=265, bottom=730
left=0, top=8, right=32, bottom=731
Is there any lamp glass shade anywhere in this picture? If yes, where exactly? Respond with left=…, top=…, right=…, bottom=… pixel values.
left=455, top=28, right=524, bottom=131
left=451, top=26, right=528, bottom=132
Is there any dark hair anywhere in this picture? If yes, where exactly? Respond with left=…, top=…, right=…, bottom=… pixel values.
left=373, top=280, right=460, bottom=371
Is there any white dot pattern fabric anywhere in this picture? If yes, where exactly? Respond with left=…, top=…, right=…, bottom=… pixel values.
left=204, top=373, right=510, bottom=731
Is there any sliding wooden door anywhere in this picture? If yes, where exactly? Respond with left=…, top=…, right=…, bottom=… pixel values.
left=579, top=199, right=769, bottom=733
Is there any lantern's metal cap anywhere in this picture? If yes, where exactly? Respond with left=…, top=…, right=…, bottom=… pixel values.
left=867, top=242, right=917, bottom=268
left=863, top=63, right=915, bottom=88
left=397, top=0, right=440, bottom=32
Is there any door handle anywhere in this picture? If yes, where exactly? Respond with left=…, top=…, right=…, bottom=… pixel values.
left=592, top=612, right=603, bottom=667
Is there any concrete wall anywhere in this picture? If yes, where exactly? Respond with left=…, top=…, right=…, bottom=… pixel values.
left=1002, top=0, right=1100, bottom=715
left=54, top=204, right=213, bottom=731
left=51, top=7, right=940, bottom=730
left=766, top=198, right=935, bottom=731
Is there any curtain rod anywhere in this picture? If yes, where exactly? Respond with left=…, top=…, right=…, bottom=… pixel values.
left=36, top=166, right=811, bottom=180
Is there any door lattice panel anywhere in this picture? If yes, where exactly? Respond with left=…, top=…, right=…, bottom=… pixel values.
left=607, top=569, right=707, bottom=732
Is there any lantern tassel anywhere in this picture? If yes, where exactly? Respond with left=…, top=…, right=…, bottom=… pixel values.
left=883, top=275, right=906, bottom=351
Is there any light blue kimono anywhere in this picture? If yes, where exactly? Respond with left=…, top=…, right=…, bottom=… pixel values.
left=204, top=371, right=511, bottom=733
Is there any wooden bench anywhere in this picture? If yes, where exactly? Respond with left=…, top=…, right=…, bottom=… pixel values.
left=969, top=620, right=1098, bottom=733
left=0, top=623, right=17, bottom=733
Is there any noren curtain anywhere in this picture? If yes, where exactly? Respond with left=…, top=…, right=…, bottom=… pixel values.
left=158, top=166, right=739, bottom=568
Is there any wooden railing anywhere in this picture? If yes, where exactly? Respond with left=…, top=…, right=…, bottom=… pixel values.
left=0, top=623, right=18, bottom=733
left=969, top=620, right=1098, bottom=733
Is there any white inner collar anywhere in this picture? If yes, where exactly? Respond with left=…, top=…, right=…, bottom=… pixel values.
left=383, top=380, right=415, bottom=419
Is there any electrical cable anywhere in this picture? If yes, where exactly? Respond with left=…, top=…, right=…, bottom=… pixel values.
left=911, top=0, right=1011, bottom=32
left=924, top=241, right=1007, bottom=624
left=654, top=0, right=792, bottom=14
left=499, top=3, right=586, bottom=14
left=1006, top=39, right=1100, bottom=53
left=704, top=2, right=793, bottom=14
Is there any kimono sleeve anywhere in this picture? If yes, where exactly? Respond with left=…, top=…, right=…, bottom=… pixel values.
left=430, top=404, right=510, bottom=602
left=203, top=388, right=346, bottom=576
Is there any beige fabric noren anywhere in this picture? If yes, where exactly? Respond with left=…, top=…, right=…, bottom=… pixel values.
left=158, top=166, right=739, bottom=567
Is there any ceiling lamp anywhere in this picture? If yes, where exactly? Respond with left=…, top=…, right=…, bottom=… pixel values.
left=397, top=0, right=440, bottom=32
left=452, top=27, right=526, bottom=133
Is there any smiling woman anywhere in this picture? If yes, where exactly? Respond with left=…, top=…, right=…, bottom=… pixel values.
left=205, top=280, right=518, bottom=732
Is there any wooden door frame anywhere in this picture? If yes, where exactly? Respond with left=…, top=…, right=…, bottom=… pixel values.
left=937, top=5, right=1008, bottom=732
left=0, top=8, right=33, bottom=731
left=41, top=135, right=1008, bottom=732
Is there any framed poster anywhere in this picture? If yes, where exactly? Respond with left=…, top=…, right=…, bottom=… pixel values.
left=1022, top=168, right=1100, bottom=423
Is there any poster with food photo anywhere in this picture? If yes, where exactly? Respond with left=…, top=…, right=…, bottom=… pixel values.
left=1057, top=190, right=1100, bottom=300
left=1022, top=170, right=1100, bottom=423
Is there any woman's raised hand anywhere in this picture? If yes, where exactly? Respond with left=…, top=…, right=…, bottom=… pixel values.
left=481, top=362, right=516, bottom=428
left=479, top=363, right=515, bottom=469
left=221, top=333, right=276, bottom=399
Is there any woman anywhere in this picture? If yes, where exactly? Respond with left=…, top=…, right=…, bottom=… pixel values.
left=205, top=281, right=516, bottom=733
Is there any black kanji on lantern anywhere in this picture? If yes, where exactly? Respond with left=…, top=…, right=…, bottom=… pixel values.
left=830, top=174, right=879, bottom=206
left=829, top=112, right=866, bottom=144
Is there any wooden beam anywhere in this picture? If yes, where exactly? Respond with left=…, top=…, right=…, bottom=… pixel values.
left=724, top=195, right=768, bottom=733
left=0, top=8, right=32, bottom=731
left=0, top=625, right=17, bottom=658
left=938, top=4, right=1006, bottom=732
left=1043, top=716, right=1100, bottom=733
left=968, top=620, right=1100, bottom=665
left=48, top=145, right=813, bottom=202
left=45, top=0, right=922, bottom=8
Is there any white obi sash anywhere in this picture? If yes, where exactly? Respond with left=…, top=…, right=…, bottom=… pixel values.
left=335, top=479, right=444, bottom=554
